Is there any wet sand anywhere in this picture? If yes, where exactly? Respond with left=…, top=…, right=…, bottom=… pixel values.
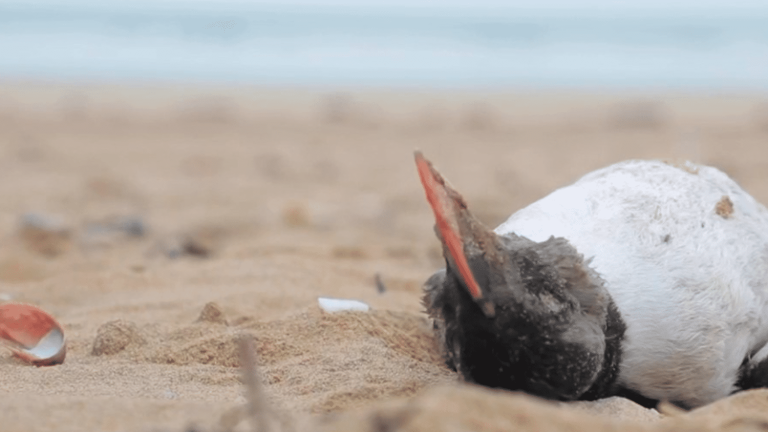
left=1, top=81, right=768, bottom=431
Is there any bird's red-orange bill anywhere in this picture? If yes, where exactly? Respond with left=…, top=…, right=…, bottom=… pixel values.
left=414, top=151, right=484, bottom=302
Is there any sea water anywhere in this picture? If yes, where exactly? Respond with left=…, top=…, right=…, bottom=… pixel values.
left=1, top=1, right=768, bottom=89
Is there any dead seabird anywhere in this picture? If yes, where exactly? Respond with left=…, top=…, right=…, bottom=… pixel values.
left=417, top=153, right=768, bottom=408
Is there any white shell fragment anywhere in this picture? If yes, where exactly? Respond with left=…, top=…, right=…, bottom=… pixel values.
left=25, top=326, right=65, bottom=361
left=317, top=297, right=370, bottom=313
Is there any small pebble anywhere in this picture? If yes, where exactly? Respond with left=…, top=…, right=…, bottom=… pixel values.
left=153, top=227, right=223, bottom=259
left=112, top=216, right=148, bottom=238
left=181, top=236, right=213, bottom=257
left=81, top=215, right=148, bottom=248
left=20, top=213, right=67, bottom=231
left=181, top=226, right=225, bottom=258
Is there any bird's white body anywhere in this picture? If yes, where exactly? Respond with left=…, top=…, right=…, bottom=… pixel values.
left=494, top=160, right=768, bottom=407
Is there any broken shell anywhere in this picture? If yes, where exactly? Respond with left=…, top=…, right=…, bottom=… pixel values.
left=317, top=297, right=370, bottom=313
left=0, top=303, right=66, bottom=366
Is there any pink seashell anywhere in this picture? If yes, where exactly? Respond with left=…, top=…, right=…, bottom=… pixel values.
left=0, top=303, right=66, bottom=366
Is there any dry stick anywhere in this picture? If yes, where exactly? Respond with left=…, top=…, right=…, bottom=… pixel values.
left=238, top=336, right=270, bottom=432
left=374, top=273, right=387, bottom=294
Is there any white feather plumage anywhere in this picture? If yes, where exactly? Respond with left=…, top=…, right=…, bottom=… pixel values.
left=494, top=160, right=768, bottom=407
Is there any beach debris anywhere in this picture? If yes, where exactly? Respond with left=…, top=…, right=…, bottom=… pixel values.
left=18, top=212, right=71, bottom=257
left=317, top=297, right=370, bottom=313
left=152, top=238, right=183, bottom=259
left=716, top=196, right=735, bottom=219
left=196, top=302, right=229, bottom=325
left=81, top=215, right=149, bottom=248
left=154, top=226, right=225, bottom=259
left=108, top=215, right=148, bottom=238
left=217, top=335, right=278, bottom=432
left=182, top=225, right=228, bottom=258
left=91, top=319, right=145, bottom=356
left=374, top=273, right=387, bottom=294
left=0, top=302, right=66, bottom=366
left=179, top=231, right=220, bottom=258
left=239, top=336, right=271, bottom=432
left=217, top=336, right=280, bottom=432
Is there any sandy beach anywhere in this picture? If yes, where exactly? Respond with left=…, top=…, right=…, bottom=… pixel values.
left=1, top=81, right=768, bottom=431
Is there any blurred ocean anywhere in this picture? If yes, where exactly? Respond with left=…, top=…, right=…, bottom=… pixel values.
left=2, top=2, right=768, bottom=89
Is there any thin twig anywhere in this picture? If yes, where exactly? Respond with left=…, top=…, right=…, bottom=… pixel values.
left=238, top=335, right=270, bottom=432
left=374, top=273, right=387, bottom=294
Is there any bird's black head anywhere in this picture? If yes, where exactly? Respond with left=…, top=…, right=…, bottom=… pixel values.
left=416, top=152, right=623, bottom=401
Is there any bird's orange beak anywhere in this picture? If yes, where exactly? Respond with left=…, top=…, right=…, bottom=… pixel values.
left=415, top=151, right=496, bottom=317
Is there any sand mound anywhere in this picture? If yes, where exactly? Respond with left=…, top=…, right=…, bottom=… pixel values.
left=91, top=320, right=145, bottom=356
left=77, top=304, right=454, bottom=414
